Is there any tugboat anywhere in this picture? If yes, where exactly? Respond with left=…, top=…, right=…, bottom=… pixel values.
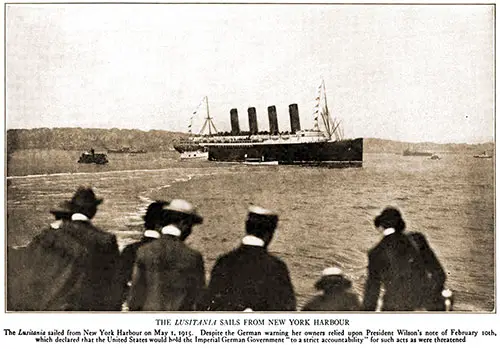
left=473, top=151, right=492, bottom=159
left=78, top=148, right=108, bottom=164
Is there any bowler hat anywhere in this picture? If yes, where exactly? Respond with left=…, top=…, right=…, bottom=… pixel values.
left=163, top=199, right=203, bottom=225
left=64, top=187, right=103, bottom=212
left=374, top=206, right=406, bottom=233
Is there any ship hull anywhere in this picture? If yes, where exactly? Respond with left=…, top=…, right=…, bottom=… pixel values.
left=207, top=138, right=363, bottom=167
left=403, top=150, right=433, bottom=156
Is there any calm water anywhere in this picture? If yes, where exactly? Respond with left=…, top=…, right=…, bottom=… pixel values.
left=6, top=153, right=495, bottom=311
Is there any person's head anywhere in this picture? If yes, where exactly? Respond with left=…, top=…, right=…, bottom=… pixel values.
left=374, top=206, right=406, bottom=234
left=161, top=199, right=203, bottom=241
left=315, top=267, right=352, bottom=293
left=245, top=205, right=279, bottom=247
left=64, top=187, right=103, bottom=219
left=143, top=200, right=169, bottom=231
left=50, top=200, right=72, bottom=221
left=50, top=210, right=72, bottom=221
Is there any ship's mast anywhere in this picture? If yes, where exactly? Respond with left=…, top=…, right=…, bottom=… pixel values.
left=198, top=96, right=218, bottom=135
left=206, top=97, right=212, bottom=135
left=314, top=79, right=343, bottom=141
left=321, top=80, right=332, bottom=139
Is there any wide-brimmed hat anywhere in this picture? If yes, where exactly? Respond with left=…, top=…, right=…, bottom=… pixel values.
left=315, top=267, right=352, bottom=291
left=374, top=206, right=406, bottom=232
left=63, top=187, right=103, bottom=212
left=163, top=199, right=203, bottom=225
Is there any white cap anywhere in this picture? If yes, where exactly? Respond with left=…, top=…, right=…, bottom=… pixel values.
left=163, top=199, right=203, bottom=224
left=248, top=204, right=277, bottom=216
left=322, top=267, right=343, bottom=277
left=442, top=289, right=453, bottom=298
left=164, top=199, right=195, bottom=214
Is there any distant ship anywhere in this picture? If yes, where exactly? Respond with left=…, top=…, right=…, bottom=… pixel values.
left=173, top=81, right=363, bottom=167
left=473, top=151, right=492, bottom=159
left=78, top=149, right=108, bottom=164
left=403, top=148, right=433, bottom=157
left=107, top=147, right=147, bottom=154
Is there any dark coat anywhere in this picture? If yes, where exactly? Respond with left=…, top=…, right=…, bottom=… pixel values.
left=7, top=246, right=32, bottom=311
left=119, top=236, right=158, bottom=303
left=406, top=232, right=446, bottom=310
left=204, top=245, right=296, bottom=311
left=302, top=277, right=361, bottom=311
left=9, top=220, right=122, bottom=311
left=302, top=292, right=361, bottom=311
left=127, top=235, right=205, bottom=311
left=363, top=232, right=428, bottom=311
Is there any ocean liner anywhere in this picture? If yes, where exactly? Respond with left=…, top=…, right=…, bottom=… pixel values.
left=174, top=81, right=363, bottom=167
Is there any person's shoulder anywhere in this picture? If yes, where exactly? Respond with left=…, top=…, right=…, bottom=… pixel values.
left=183, top=244, right=203, bottom=260
left=121, top=241, right=142, bottom=256
left=136, top=237, right=161, bottom=253
left=23, top=228, right=54, bottom=252
left=213, top=248, right=239, bottom=265
left=301, top=296, right=324, bottom=311
left=406, top=231, right=427, bottom=241
left=267, top=252, right=290, bottom=270
left=368, top=241, right=384, bottom=257
left=406, top=231, right=430, bottom=249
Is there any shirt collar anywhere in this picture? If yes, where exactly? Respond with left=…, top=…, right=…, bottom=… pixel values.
left=50, top=220, right=63, bottom=229
left=383, top=227, right=396, bottom=236
left=143, top=230, right=161, bottom=239
left=71, top=213, right=89, bottom=221
left=161, top=225, right=181, bottom=237
left=242, top=235, right=265, bottom=247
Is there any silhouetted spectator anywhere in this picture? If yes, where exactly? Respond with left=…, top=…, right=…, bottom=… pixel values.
left=12, top=187, right=122, bottom=311
left=302, top=267, right=361, bottom=311
left=7, top=205, right=72, bottom=310
left=363, top=207, right=446, bottom=311
left=127, top=199, right=205, bottom=311
left=119, top=200, right=168, bottom=309
left=204, top=205, right=296, bottom=311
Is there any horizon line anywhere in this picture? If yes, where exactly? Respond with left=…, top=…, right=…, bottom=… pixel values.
left=4, top=127, right=494, bottom=146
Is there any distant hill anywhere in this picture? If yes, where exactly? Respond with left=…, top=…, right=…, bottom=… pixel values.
left=6, top=128, right=188, bottom=154
left=364, top=138, right=495, bottom=155
left=5, top=129, right=494, bottom=155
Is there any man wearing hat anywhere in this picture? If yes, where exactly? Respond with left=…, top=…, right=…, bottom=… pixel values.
left=363, top=206, right=445, bottom=311
left=204, top=205, right=296, bottom=311
left=12, top=187, right=122, bottom=311
left=302, top=267, right=361, bottom=311
left=127, top=199, right=206, bottom=311
left=7, top=203, right=74, bottom=310
left=119, top=200, right=168, bottom=309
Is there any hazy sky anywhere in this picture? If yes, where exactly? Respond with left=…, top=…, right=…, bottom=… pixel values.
left=6, top=3, right=494, bottom=143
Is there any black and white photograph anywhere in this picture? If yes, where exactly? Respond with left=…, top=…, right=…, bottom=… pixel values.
left=2, top=1, right=496, bottom=338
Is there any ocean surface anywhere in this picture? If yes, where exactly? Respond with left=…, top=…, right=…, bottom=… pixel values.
left=6, top=152, right=495, bottom=312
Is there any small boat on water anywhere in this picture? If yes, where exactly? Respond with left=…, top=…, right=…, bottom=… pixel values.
left=180, top=149, right=209, bottom=160
left=244, top=156, right=279, bottom=166
left=473, top=151, right=492, bottom=159
left=78, top=149, right=108, bottom=164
